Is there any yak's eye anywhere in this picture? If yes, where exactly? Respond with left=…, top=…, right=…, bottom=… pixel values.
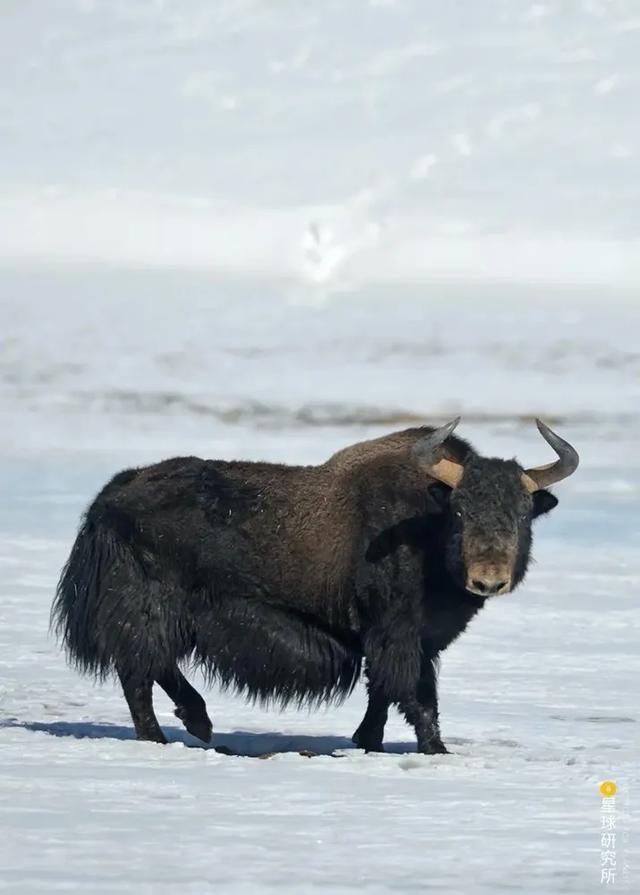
left=455, top=511, right=462, bottom=518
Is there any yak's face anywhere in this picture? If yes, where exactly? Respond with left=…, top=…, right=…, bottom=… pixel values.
left=429, top=456, right=558, bottom=597
left=415, top=417, right=578, bottom=596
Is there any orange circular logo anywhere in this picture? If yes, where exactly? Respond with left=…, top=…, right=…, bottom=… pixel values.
left=599, top=780, right=617, bottom=797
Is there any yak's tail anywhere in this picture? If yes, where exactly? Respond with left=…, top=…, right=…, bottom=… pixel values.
left=51, top=515, right=127, bottom=679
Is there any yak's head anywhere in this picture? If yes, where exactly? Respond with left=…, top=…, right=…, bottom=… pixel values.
left=414, top=418, right=579, bottom=597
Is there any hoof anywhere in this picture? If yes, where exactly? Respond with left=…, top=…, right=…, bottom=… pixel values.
left=175, top=707, right=213, bottom=744
left=352, top=728, right=385, bottom=753
left=419, top=740, right=449, bottom=755
left=136, top=730, right=167, bottom=745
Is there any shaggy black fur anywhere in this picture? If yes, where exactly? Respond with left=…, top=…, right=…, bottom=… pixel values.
left=52, top=426, right=559, bottom=752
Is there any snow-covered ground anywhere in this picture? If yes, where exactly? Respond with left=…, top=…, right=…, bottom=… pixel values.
left=1, top=1, right=639, bottom=892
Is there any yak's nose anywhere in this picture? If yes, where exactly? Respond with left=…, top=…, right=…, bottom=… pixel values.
left=468, top=577, right=511, bottom=596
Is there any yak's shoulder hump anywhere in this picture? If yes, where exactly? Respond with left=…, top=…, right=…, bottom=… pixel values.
left=326, top=426, right=474, bottom=472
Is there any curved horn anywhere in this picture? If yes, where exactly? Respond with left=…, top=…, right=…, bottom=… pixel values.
left=521, top=419, right=579, bottom=492
left=413, top=417, right=464, bottom=488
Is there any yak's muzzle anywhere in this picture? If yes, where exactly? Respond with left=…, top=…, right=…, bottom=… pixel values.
left=465, top=563, right=512, bottom=597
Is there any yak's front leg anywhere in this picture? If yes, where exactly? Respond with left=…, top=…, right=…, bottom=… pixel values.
left=364, top=629, right=448, bottom=755
left=352, top=663, right=389, bottom=752
left=399, top=656, right=448, bottom=755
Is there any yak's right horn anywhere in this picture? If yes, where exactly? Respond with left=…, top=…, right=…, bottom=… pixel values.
left=521, top=419, right=579, bottom=492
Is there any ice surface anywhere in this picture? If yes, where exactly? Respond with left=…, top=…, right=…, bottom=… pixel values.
left=1, top=1, right=639, bottom=892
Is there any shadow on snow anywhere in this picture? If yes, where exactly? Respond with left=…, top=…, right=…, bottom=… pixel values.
left=0, top=717, right=423, bottom=755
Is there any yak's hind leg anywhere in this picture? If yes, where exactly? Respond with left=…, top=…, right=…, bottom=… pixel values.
left=157, top=668, right=212, bottom=744
left=117, top=668, right=167, bottom=744
left=352, top=663, right=388, bottom=752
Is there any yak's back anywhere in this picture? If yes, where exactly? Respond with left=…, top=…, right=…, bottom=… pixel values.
left=92, top=455, right=310, bottom=528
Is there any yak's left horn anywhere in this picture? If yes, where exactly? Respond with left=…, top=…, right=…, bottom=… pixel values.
left=521, top=419, right=579, bottom=492
left=413, top=417, right=465, bottom=489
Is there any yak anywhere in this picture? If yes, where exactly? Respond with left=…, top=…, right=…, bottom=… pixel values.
left=53, top=418, right=578, bottom=754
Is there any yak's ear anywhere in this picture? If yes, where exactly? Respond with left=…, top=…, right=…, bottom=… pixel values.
left=532, top=489, right=558, bottom=518
left=427, top=482, right=452, bottom=514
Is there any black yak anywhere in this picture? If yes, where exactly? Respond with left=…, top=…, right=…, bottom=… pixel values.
left=53, top=418, right=578, bottom=753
